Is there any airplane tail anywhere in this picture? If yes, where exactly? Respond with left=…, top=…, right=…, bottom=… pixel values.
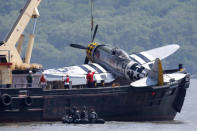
left=147, top=58, right=164, bottom=86
left=131, top=58, right=164, bottom=87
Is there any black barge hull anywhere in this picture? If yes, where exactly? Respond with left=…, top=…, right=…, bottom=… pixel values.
left=0, top=74, right=190, bottom=122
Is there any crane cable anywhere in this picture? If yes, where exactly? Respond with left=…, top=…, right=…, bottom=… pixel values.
left=90, top=0, right=94, bottom=41
left=32, top=18, right=37, bottom=35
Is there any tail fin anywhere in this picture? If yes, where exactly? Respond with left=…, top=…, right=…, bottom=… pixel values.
left=148, top=58, right=164, bottom=86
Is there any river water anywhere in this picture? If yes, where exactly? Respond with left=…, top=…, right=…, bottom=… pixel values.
left=0, top=79, right=197, bottom=131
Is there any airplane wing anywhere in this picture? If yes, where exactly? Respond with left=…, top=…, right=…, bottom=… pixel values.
left=43, top=63, right=115, bottom=85
left=129, top=44, right=179, bottom=69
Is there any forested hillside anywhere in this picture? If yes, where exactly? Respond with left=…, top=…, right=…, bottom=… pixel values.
left=0, top=0, right=197, bottom=74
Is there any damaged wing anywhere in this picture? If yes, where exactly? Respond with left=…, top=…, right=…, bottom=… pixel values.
left=43, top=63, right=115, bottom=85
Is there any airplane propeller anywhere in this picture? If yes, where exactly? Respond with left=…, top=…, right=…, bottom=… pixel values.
left=70, top=44, right=87, bottom=50
left=70, top=24, right=99, bottom=64
left=91, top=24, right=98, bottom=42
left=83, top=24, right=98, bottom=64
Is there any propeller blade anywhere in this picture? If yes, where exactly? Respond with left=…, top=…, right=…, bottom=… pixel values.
left=70, top=44, right=87, bottom=49
left=92, top=24, right=98, bottom=42
left=84, top=56, right=89, bottom=64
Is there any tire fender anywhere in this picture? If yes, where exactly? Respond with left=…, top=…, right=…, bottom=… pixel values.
left=1, top=94, right=12, bottom=106
left=24, top=96, right=33, bottom=106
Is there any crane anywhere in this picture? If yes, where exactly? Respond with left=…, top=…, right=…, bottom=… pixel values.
left=0, top=0, right=42, bottom=86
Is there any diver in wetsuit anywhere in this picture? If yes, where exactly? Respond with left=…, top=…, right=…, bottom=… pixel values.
left=62, top=108, right=73, bottom=123
left=80, top=106, right=89, bottom=122
left=89, top=108, right=98, bottom=123
left=71, top=106, right=81, bottom=122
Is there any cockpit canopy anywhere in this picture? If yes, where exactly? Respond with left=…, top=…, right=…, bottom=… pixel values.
left=112, top=48, right=130, bottom=59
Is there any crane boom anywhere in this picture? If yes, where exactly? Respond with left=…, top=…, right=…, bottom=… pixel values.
left=0, top=0, right=42, bottom=69
left=5, top=0, right=41, bottom=46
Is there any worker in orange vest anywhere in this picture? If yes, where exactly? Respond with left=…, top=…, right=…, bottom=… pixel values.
left=39, top=74, right=47, bottom=88
left=64, top=75, right=70, bottom=88
left=86, top=70, right=95, bottom=88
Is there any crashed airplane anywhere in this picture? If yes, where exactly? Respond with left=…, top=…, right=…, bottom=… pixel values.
left=44, top=42, right=181, bottom=87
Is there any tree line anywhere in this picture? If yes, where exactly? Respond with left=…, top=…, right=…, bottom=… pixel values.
left=0, top=0, right=197, bottom=74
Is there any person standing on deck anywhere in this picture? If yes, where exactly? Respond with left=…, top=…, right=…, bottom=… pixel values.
left=64, top=75, right=70, bottom=88
left=26, top=70, right=33, bottom=88
left=86, top=70, right=95, bottom=88
left=39, top=74, right=47, bottom=88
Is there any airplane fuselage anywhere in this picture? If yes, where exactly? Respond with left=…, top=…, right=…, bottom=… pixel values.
left=87, top=43, right=147, bottom=81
